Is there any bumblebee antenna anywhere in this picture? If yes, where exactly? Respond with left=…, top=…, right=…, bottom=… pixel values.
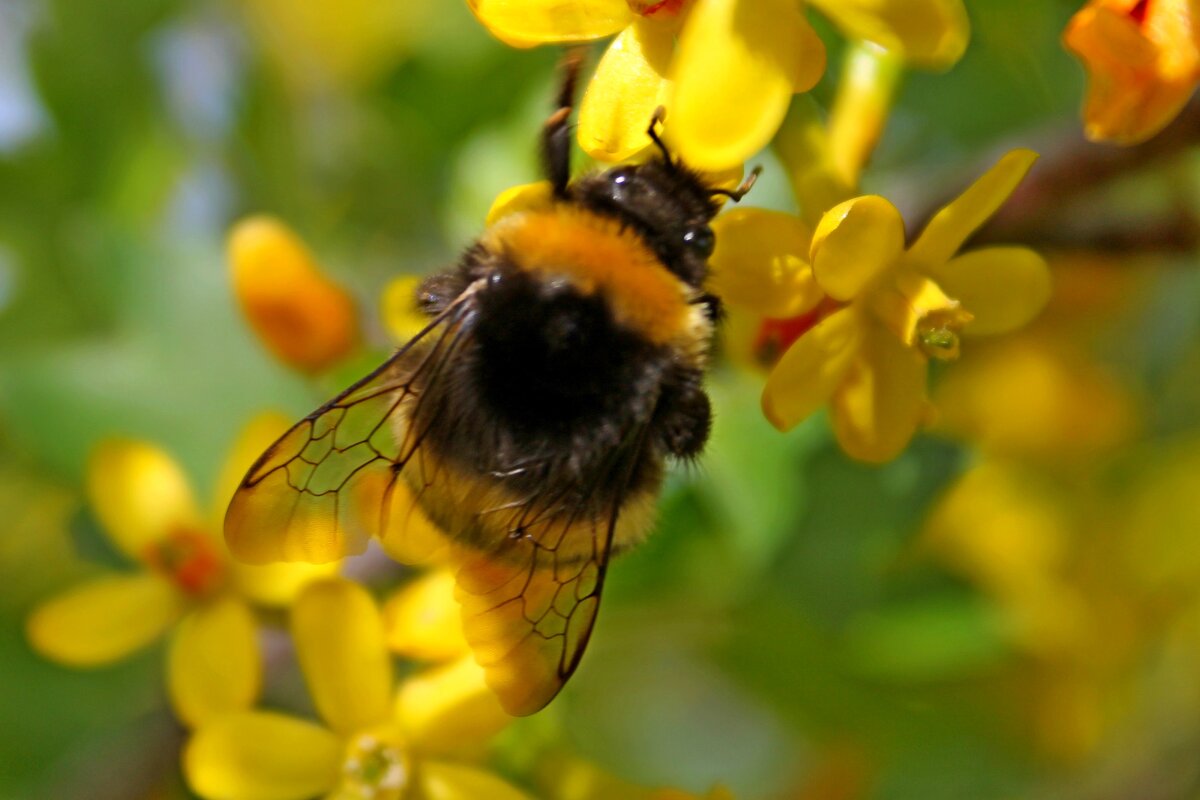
left=543, top=49, right=586, bottom=198
left=647, top=106, right=676, bottom=170
left=710, top=165, right=763, bottom=202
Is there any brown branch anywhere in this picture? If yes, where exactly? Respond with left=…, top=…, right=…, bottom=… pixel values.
left=920, top=98, right=1200, bottom=255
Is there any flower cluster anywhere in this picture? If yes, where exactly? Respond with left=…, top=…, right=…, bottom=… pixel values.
left=24, top=0, right=1194, bottom=796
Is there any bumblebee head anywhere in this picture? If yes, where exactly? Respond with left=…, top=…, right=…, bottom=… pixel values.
left=567, top=109, right=760, bottom=289
left=541, top=57, right=758, bottom=289
left=569, top=159, right=724, bottom=288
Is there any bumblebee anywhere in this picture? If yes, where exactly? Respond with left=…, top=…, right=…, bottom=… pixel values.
left=224, top=55, right=758, bottom=715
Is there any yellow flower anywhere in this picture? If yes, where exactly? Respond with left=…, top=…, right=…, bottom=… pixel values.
left=1064, top=0, right=1200, bottom=145
left=26, top=416, right=336, bottom=728
left=748, top=149, right=1049, bottom=462
left=809, top=0, right=970, bottom=69
left=185, top=578, right=520, bottom=800
left=229, top=216, right=361, bottom=374
left=468, top=0, right=826, bottom=170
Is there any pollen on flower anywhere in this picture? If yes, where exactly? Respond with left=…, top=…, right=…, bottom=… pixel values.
left=917, top=307, right=974, bottom=361
left=142, top=529, right=224, bottom=597
left=340, top=733, right=408, bottom=800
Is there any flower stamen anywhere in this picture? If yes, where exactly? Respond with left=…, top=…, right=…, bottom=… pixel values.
left=142, top=529, right=224, bottom=597
left=339, top=734, right=408, bottom=800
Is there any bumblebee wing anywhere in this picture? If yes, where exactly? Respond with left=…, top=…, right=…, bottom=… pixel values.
left=453, top=423, right=652, bottom=716
left=224, top=287, right=478, bottom=565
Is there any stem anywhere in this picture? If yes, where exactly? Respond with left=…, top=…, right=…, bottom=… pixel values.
left=773, top=96, right=853, bottom=230
left=828, top=41, right=904, bottom=189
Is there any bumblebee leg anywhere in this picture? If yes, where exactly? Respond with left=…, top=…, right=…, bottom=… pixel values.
left=543, top=49, right=584, bottom=197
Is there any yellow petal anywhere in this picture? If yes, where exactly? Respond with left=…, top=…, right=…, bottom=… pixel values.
left=830, top=321, right=928, bottom=463
left=381, top=275, right=431, bottom=345
left=184, top=711, right=342, bottom=800
left=708, top=208, right=821, bottom=318
left=792, top=12, right=830, bottom=92
left=418, top=761, right=535, bottom=800
left=906, top=149, right=1038, bottom=271
left=291, top=578, right=393, bottom=735
left=168, top=598, right=261, bottom=728
left=670, top=0, right=825, bottom=170
left=395, top=655, right=512, bottom=757
left=485, top=181, right=556, bottom=226
left=467, top=0, right=632, bottom=46
left=578, top=20, right=674, bottom=162
left=810, top=0, right=970, bottom=69
left=383, top=570, right=471, bottom=662
left=762, top=306, right=863, bottom=431
left=231, top=560, right=340, bottom=607
left=27, top=573, right=183, bottom=666
left=930, top=246, right=1051, bottom=336
left=810, top=195, right=906, bottom=301
left=213, top=412, right=292, bottom=524
left=87, top=439, right=202, bottom=563
left=229, top=216, right=360, bottom=374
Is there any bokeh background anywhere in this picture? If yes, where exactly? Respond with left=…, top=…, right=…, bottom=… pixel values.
left=3, top=0, right=1200, bottom=798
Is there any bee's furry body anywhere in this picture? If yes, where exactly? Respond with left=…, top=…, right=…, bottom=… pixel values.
left=225, top=55, right=757, bottom=714
left=400, top=169, right=721, bottom=559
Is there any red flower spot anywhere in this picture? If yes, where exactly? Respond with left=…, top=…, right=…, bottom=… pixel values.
left=753, top=297, right=845, bottom=366
left=144, top=529, right=225, bottom=597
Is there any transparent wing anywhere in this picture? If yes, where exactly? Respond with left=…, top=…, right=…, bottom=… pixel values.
left=224, top=291, right=476, bottom=565
left=452, top=426, right=648, bottom=715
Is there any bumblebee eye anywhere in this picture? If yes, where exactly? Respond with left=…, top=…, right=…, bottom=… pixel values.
left=682, top=226, right=715, bottom=258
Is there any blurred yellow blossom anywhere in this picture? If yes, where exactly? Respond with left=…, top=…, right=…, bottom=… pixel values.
left=184, top=578, right=518, bottom=800
left=26, top=417, right=336, bottom=728
left=229, top=216, right=360, bottom=374
left=382, top=569, right=472, bottom=663
left=1064, top=0, right=1200, bottom=144
left=381, top=275, right=431, bottom=344
left=1120, top=435, right=1200, bottom=594
left=241, top=0, right=429, bottom=91
left=758, top=149, right=1050, bottom=462
left=468, top=0, right=826, bottom=170
left=933, top=335, right=1140, bottom=463
left=920, top=461, right=1090, bottom=659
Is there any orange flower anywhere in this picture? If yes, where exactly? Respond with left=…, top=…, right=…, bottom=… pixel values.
left=228, top=216, right=360, bottom=374
left=1064, top=0, right=1200, bottom=144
